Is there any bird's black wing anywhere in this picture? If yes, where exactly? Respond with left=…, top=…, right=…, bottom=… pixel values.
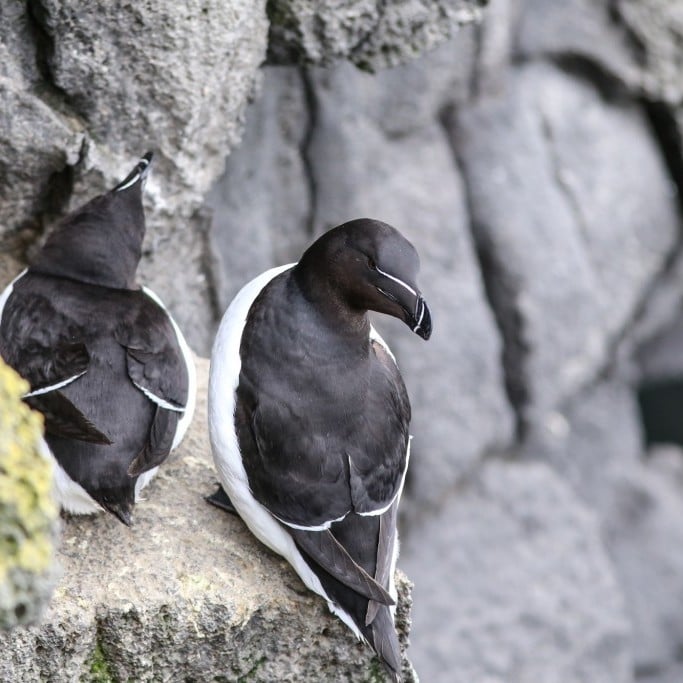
left=114, top=293, right=189, bottom=475
left=235, top=338, right=409, bottom=609
left=237, top=339, right=409, bottom=526
left=287, top=526, right=394, bottom=605
left=347, top=340, right=410, bottom=516
left=295, top=509, right=402, bottom=677
left=366, top=496, right=399, bottom=625
left=0, top=282, right=110, bottom=443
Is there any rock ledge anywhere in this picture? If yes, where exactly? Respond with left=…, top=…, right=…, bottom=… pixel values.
left=0, top=358, right=415, bottom=682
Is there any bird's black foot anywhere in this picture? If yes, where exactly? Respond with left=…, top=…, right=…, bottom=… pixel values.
left=205, top=484, right=238, bottom=515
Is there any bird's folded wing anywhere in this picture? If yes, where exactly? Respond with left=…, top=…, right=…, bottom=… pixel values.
left=287, top=526, right=394, bottom=606
left=25, top=390, right=111, bottom=444
left=127, top=404, right=177, bottom=476
left=366, top=499, right=398, bottom=625
left=12, top=338, right=90, bottom=397
left=1, top=288, right=91, bottom=393
left=2, top=316, right=107, bottom=443
left=114, top=307, right=187, bottom=474
left=114, top=307, right=188, bottom=412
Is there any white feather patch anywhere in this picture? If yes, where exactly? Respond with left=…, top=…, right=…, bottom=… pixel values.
left=132, top=381, right=184, bottom=412
left=24, top=371, right=87, bottom=398
left=275, top=510, right=349, bottom=531
left=45, top=446, right=103, bottom=515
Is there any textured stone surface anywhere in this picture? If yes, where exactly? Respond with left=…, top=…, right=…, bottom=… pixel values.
left=267, top=0, right=488, bottom=69
left=0, top=80, right=83, bottom=249
left=401, top=460, right=631, bottom=683
left=521, top=379, right=643, bottom=509
left=206, top=66, right=312, bottom=312
left=0, top=0, right=269, bottom=353
left=453, top=61, right=679, bottom=426
left=39, top=0, right=267, bottom=202
left=515, top=0, right=641, bottom=87
left=0, top=358, right=58, bottom=630
left=614, top=0, right=683, bottom=103
left=602, top=455, right=683, bottom=679
left=0, top=358, right=416, bottom=681
left=523, top=376, right=683, bottom=681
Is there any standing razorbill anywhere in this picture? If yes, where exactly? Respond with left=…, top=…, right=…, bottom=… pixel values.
left=208, top=218, right=431, bottom=680
left=0, top=152, right=196, bottom=525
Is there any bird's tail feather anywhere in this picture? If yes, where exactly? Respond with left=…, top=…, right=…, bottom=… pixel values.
left=370, top=605, right=402, bottom=682
left=113, top=151, right=153, bottom=192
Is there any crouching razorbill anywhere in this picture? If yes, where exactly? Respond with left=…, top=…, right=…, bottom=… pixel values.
left=0, top=152, right=196, bottom=525
left=208, top=218, right=431, bottom=680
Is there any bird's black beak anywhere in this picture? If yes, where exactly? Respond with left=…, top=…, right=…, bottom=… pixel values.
left=376, top=279, right=432, bottom=340
left=408, top=295, right=432, bottom=340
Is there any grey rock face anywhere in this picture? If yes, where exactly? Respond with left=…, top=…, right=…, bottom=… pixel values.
left=602, top=454, right=683, bottom=678
left=453, top=61, right=679, bottom=426
left=0, top=0, right=84, bottom=247
left=614, top=0, right=683, bottom=103
left=401, top=460, right=631, bottom=683
left=267, top=0, right=488, bottom=69
left=39, top=0, right=267, bottom=202
left=0, top=81, right=83, bottom=246
left=206, top=66, right=312, bottom=312
left=522, top=379, right=643, bottom=510
left=0, top=359, right=416, bottom=682
left=637, top=312, right=683, bottom=386
left=515, top=0, right=641, bottom=87
left=0, top=1, right=269, bottom=353
left=522, top=373, right=683, bottom=681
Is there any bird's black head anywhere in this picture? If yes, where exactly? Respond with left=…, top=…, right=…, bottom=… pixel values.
left=296, top=218, right=432, bottom=340
left=31, top=152, right=153, bottom=290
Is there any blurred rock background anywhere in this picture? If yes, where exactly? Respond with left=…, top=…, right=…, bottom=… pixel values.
left=3, top=0, right=683, bottom=681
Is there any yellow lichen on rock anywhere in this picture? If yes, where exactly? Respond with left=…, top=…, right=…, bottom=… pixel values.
left=0, top=356, right=59, bottom=629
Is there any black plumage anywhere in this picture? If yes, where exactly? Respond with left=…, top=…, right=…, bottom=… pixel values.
left=0, top=152, right=193, bottom=525
left=209, top=218, right=432, bottom=680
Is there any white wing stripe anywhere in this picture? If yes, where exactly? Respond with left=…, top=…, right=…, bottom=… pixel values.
left=275, top=511, right=349, bottom=531
left=132, top=381, right=185, bottom=412
left=115, top=157, right=150, bottom=192
left=24, top=371, right=87, bottom=398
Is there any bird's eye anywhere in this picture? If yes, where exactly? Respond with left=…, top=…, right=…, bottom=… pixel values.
left=367, top=256, right=377, bottom=270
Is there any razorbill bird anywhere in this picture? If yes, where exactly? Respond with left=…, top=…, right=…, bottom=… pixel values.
left=0, top=152, right=196, bottom=525
left=208, top=218, right=431, bottom=680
